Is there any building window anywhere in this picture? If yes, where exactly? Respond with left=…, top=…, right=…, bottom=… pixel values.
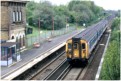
left=1, top=47, right=6, bottom=60
left=11, top=47, right=15, bottom=54
left=16, top=11, right=19, bottom=21
left=13, top=11, right=16, bottom=22
left=1, top=47, right=5, bottom=57
left=19, top=11, right=22, bottom=21
left=13, top=11, right=22, bottom=22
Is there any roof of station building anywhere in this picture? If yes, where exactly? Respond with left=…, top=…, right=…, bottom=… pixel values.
left=1, top=42, right=18, bottom=47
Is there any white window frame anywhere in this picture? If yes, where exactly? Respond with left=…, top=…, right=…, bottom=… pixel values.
left=19, top=11, right=22, bottom=21
left=13, top=11, right=16, bottom=22
left=16, top=11, right=19, bottom=21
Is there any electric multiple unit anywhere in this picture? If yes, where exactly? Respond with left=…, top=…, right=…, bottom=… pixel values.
left=66, top=15, right=114, bottom=65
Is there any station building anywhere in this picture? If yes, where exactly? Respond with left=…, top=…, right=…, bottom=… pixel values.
left=1, top=0, right=28, bottom=66
left=1, top=0, right=27, bottom=48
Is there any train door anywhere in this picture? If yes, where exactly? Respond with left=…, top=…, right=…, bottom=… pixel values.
left=81, top=40, right=88, bottom=59
left=73, top=42, right=80, bottom=58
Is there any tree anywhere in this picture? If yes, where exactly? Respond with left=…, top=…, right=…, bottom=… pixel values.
left=68, top=1, right=104, bottom=25
left=26, top=0, right=105, bottom=29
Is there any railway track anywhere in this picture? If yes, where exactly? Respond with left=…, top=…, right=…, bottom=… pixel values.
left=31, top=53, right=66, bottom=80
left=14, top=29, right=110, bottom=80
left=62, top=67, right=83, bottom=80
left=42, top=30, right=110, bottom=80
left=43, top=48, right=95, bottom=80
left=43, top=59, right=71, bottom=80
left=13, top=46, right=66, bottom=80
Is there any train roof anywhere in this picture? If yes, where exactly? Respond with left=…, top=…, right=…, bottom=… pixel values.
left=72, top=19, right=107, bottom=41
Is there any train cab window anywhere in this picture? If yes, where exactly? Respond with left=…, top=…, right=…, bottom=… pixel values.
left=82, top=43, right=85, bottom=49
left=73, top=43, right=78, bottom=49
left=68, top=43, right=72, bottom=49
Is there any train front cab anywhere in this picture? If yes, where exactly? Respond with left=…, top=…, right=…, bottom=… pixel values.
left=66, top=39, right=89, bottom=64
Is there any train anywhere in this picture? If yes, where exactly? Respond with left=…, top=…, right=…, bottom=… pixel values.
left=66, top=15, right=114, bottom=65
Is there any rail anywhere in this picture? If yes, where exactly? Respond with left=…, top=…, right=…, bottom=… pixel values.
left=30, top=51, right=65, bottom=80
left=43, top=59, right=70, bottom=80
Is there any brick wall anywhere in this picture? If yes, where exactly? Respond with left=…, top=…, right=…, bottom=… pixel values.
left=1, top=1, right=27, bottom=42
left=1, top=31, right=9, bottom=40
left=1, top=6, right=9, bottom=30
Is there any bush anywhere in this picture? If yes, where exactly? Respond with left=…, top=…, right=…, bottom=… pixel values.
left=99, top=18, right=120, bottom=80
left=100, top=40, right=120, bottom=80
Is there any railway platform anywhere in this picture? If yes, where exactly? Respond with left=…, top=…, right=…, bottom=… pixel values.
left=1, top=29, right=84, bottom=80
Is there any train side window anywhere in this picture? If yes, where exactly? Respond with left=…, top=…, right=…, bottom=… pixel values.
left=82, top=43, right=85, bottom=49
left=68, top=43, right=72, bottom=49
left=73, top=43, right=78, bottom=49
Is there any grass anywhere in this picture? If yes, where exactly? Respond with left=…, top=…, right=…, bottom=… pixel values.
left=26, top=26, right=47, bottom=37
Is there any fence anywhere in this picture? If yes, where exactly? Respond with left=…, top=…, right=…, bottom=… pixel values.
left=25, top=26, right=76, bottom=48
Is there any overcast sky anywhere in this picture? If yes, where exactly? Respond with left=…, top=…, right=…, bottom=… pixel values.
left=30, top=0, right=121, bottom=10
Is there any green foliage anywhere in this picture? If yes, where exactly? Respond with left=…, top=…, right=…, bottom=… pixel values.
left=26, top=0, right=105, bottom=29
left=99, top=18, right=120, bottom=80
left=100, top=40, right=120, bottom=80
left=111, top=18, right=120, bottom=31
left=26, top=1, right=68, bottom=30
left=54, top=15, right=66, bottom=30
left=68, top=1, right=104, bottom=26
